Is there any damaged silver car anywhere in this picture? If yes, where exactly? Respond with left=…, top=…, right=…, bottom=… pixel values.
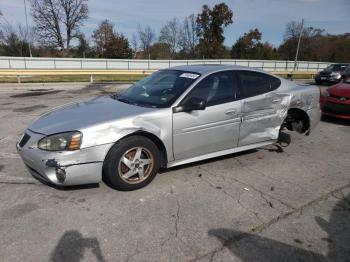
left=17, top=65, right=321, bottom=190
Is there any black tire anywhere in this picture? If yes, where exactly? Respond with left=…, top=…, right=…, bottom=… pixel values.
left=103, top=135, right=161, bottom=191
left=315, top=80, right=322, bottom=85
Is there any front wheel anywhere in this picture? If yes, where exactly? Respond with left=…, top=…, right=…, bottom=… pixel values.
left=103, top=136, right=161, bottom=191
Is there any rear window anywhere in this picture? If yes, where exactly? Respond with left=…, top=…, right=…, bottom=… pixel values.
left=236, top=70, right=281, bottom=99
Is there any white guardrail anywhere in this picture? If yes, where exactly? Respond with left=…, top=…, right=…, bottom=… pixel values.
left=0, top=56, right=330, bottom=72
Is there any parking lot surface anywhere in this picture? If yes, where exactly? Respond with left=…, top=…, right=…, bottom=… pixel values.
left=0, top=82, right=349, bottom=262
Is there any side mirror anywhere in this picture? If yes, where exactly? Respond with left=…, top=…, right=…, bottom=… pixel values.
left=173, top=97, right=206, bottom=113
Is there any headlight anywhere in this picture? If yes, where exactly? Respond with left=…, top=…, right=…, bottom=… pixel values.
left=38, top=131, right=82, bottom=151
left=322, top=90, right=330, bottom=97
left=330, top=72, right=341, bottom=79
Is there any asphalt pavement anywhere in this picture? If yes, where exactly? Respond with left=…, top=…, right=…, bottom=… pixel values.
left=0, top=82, right=349, bottom=262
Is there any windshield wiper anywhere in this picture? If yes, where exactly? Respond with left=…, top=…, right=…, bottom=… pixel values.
left=117, top=97, right=143, bottom=107
left=117, top=97, right=133, bottom=105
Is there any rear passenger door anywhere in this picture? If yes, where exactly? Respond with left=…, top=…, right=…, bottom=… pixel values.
left=236, top=70, right=291, bottom=146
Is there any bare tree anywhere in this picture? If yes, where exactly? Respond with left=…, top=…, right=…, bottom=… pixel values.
left=137, top=25, right=155, bottom=59
left=31, top=0, right=88, bottom=55
left=179, top=14, right=199, bottom=58
left=284, top=21, right=324, bottom=41
left=130, top=34, right=138, bottom=58
left=0, top=10, right=4, bottom=43
left=159, top=18, right=181, bottom=58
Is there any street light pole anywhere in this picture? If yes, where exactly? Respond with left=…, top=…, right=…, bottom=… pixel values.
left=24, top=0, right=32, bottom=57
left=294, top=18, right=304, bottom=71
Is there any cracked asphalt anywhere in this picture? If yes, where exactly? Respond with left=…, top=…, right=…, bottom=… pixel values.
left=0, top=82, right=349, bottom=262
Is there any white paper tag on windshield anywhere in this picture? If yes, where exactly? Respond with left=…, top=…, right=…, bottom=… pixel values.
left=179, top=73, right=200, bottom=79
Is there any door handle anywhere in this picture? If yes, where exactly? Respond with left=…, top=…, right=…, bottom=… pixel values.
left=225, top=109, right=237, bottom=115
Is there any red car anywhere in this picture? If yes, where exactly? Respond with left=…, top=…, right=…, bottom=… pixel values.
left=321, top=78, right=350, bottom=119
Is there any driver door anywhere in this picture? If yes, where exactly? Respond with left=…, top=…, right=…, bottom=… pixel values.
left=172, top=71, right=241, bottom=160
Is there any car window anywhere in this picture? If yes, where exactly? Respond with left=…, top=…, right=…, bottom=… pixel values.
left=182, top=71, right=237, bottom=107
left=236, top=70, right=281, bottom=99
left=325, top=64, right=349, bottom=71
left=117, top=70, right=200, bottom=108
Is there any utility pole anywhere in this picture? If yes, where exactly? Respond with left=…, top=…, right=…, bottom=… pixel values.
left=24, top=0, right=32, bottom=57
left=294, top=18, right=304, bottom=71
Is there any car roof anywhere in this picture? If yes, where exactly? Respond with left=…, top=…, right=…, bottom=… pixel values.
left=331, top=63, right=349, bottom=66
left=169, top=64, right=264, bottom=75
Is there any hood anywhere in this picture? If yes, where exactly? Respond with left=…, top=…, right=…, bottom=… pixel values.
left=328, top=82, right=350, bottom=97
left=28, top=96, right=155, bottom=134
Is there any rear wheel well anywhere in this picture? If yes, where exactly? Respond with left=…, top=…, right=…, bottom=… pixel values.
left=283, top=108, right=310, bottom=134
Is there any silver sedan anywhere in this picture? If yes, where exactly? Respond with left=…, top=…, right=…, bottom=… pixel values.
left=17, top=65, right=321, bottom=190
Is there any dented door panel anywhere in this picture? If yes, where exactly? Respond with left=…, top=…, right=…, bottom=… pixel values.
left=238, top=92, right=291, bottom=146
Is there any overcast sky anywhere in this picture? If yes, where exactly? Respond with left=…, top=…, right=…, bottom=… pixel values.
left=1, top=0, right=349, bottom=47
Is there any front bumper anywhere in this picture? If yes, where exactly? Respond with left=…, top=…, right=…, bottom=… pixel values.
left=16, top=129, right=113, bottom=186
left=321, top=97, right=350, bottom=120
left=315, top=75, right=341, bottom=83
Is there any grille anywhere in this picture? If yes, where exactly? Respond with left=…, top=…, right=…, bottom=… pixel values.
left=320, top=72, right=331, bottom=77
left=19, top=133, right=31, bottom=147
left=323, top=102, right=350, bottom=115
left=330, top=94, right=349, bottom=101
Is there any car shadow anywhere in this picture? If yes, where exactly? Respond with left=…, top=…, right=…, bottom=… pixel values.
left=321, top=115, right=350, bottom=126
left=162, top=131, right=291, bottom=173
left=30, top=174, right=100, bottom=191
left=50, top=230, right=106, bottom=262
left=208, top=192, right=350, bottom=261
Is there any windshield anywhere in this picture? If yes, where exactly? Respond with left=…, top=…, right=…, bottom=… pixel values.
left=116, top=70, right=200, bottom=108
left=325, top=64, right=348, bottom=72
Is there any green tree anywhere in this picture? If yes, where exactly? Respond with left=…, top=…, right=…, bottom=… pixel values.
left=92, top=20, right=132, bottom=59
left=150, top=42, right=171, bottom=59
left=231, top=28, right=278, bottom=59
left=196, top=3, right=233, bottom=59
